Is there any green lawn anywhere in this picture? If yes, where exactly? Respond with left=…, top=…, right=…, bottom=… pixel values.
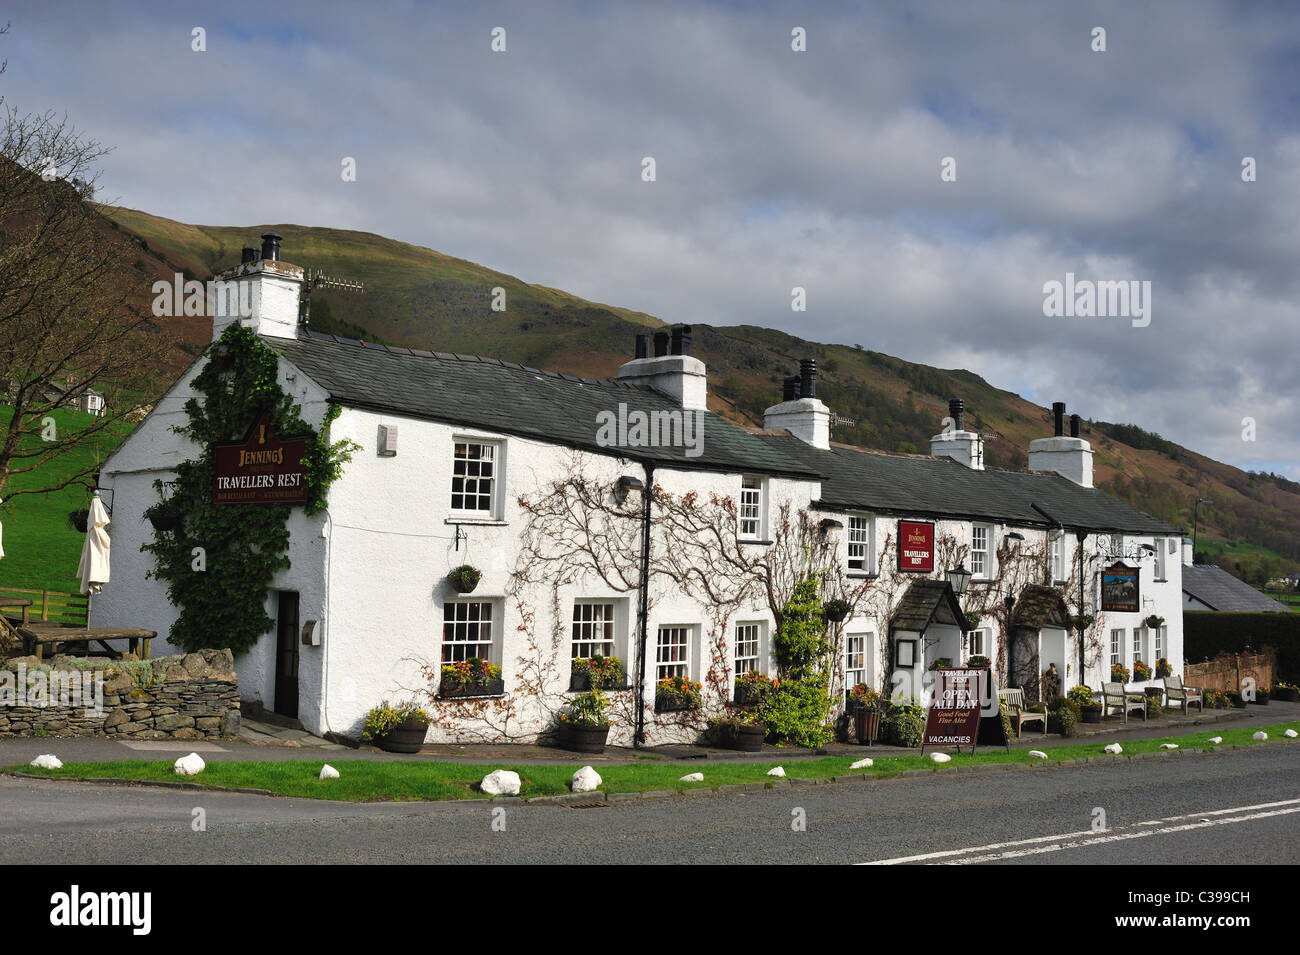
left=8, top=722, right=1296, bottom=803
left=0, top=405, right=134, bottom=592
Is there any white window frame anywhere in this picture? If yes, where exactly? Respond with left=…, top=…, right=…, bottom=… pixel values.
left=450, top=438, right=503, bottom=518
left=1050, top=534, right=1067, bottom=583
left=442, top=600, right=497, bottom=663
left=1110, top=628, right=1123, bottom=668
left=571, top=601, right=617, bottom=660
left=1154, top=538, right=1166, bottom=580
left=847, top=514, right=873, bottom=572
left=1155, top=626, right=1165, bottom=661
left=734, top=622, right=762, bottom=676
left=1132, top=626, right=1144, bottom=663
left=971, top=524, right=993, bottom=579
left=969, top=628, right=988, bottom=658
left=845, top=632, right=868, bottom=689
left=656, top=625, right=692, bottom=681
left=739, top=475, right=765, bottom=540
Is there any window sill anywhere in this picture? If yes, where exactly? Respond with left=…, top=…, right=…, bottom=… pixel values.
left=847, top=572, right=879, bottom=580
left=738, top=538, right=773, bottom=546
left=1153, top=578, right=1168, bottom=583
left=446, top=516, right=508, bottom=526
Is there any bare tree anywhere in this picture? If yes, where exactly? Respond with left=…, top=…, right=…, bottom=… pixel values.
left=0, top=81, right=175, bottom=500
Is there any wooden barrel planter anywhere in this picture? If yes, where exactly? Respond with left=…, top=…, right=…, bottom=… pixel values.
left=1080, top=706, right=1103, bottom=724
left=717, top=723, right=766, bottom=752
left=558, top=722, right=609, bottom=754
left=854, top=707, right=880, bottom=745
left=375, top=717, right=428, bottom=754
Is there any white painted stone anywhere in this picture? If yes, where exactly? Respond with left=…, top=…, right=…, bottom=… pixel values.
left=571, top=766, right=602, bottom=792
left=319, top=764, right=340, bottom=780
left=1028, top=750, right=1048, bottom=759
left=766, top=766, right=786, bottom=777
left=29, top=754, right=62, bottom=770
left=1104, top=743, right=1123, bottom=754
left=850, top=758, right=873, bottom=769
left=480, top=769, right=521, bottom=796
left=1252, top=731, right=1268, bottom=741
left=929, top=752, right=951, bottom=763
left=679, top=772, right=704, bottom=782
left=1208, top=736, right=1223, bottom=744
left=173, top=752, right=205, bottom=775
left=1160, top=743, right=1178, bottom=749
left=1284, top=729, right=1297, bottom=739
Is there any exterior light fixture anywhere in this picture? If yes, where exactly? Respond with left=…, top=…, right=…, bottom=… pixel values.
left=947, top=564, right=972, bottom=596
left=614, top=475, right=644, bottom=504
left=818, top=518, right=844, bottom=539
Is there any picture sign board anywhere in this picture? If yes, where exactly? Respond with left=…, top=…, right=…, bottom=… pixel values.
left=922, top=668, right=982, bottom=752
left=897, top=520, right=935, bottom=573
left=1101, top=562, right=1140, bottom=613
left=212, top=414, right=309, bottom=505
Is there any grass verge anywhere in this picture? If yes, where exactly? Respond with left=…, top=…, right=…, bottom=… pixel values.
left=5, top=722, right=1296, bottom=803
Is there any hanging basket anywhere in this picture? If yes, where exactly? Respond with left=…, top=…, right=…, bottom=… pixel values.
left=447, top=564, right=481, bottom=594
left=68, top=509, right=90, bottom=534
left=823, top=599, right=851, bottom=623
left=145, top=503, right=182, bottom=533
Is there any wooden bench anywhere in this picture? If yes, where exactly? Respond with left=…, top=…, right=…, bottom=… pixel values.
left=18, top=623, right=155, bottom=662
left=998, top=688, right=1046, bottom=738
left=1164, top=675, right=1203, bottom=716
left=1101, top=681, right=1148, bottom=723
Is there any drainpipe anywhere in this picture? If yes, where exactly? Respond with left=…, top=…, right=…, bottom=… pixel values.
left=633, top=461, right=654, bottom=747
left=1076, top=529, right=1088, bottom=684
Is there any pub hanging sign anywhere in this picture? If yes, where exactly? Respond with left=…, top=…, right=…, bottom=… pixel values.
left=897, top=520, right=935, bottom=573
left=1101, top=562, right=1140, bottom=613
left=212, top=414, right=309, bottom=505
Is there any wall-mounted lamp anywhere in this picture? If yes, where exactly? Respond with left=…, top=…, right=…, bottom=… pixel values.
left=614, top=475, right=645, bottom=504
left=818, top=518, right=844, bottom=540
left=1004, top=532, right=1025, bottom=546
left=947, top=563, right=972, bottom=596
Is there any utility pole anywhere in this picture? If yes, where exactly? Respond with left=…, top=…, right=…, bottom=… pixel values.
left=1191, top=497, right=1212, bottom=562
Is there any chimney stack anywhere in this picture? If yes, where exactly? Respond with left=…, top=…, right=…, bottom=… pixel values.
left=241, top=246, right=258, bottom=264
left=764, top=358, right=830, bottom=450
left=634, top=334, right=649, bottom=360
left=1029, top=400, right=1094, bottom=487
left=616, top=329, right=708, bottom=411
left=260, top=232, right=282, bottom=262
left=930, top=396, right=984, bottom=469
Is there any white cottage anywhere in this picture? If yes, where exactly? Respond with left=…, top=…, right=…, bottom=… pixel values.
left=94, top=238, right=1185, bottom=745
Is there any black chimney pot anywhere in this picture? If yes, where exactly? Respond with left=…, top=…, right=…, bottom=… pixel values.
left=1052, top=401, right=1066, bottom=437
left=260, top=232, right=282, bottom=262
left=652, top=331, right=669, bottom=358
left=241, top=246, right=257, bottom=264
left=948, top=398, right=965, bottom=432
left=1069, top=413, right=1081, bottom=438
left=782, top=375, right=801, bottom=402
left=799, top=358, right=817, bottom=399
left=634, top=334, right=649, bottom=360
left=669, top=324, right=692, bottom=356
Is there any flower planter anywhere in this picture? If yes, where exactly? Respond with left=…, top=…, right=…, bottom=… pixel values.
left=374, top=717, right=428, bottom=753
left=1249, top=692, right=1269, bottom=706
left=439, top=678, right=505, bottom=699
left=147, top=508, right=182, bottom=533
left=716, top=722, right=766, bottom=752
left=68, top=510, right=89, bottom=534
left=1226, top=692, right=1246, bottom=709
left=558, top=721, right=610, bottom=754
left=854, top=707, right=880, bottom=745
left=734, top=682, right=767, bottom=705
left=1271, top=686, right=1298, bottom=703
left=655, top=693, right=699, bottom=714
left=447, top=565, right=481, bottom=594
left=568, top=673, right=628, bottom=692
left=1080, top=706, right=1103, bottom=724
left=823, top=601, right=850, bottom=623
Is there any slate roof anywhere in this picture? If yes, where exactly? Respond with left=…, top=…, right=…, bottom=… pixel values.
left=752, top=434, right=1182, bottom=535
left=1181, top=565, right=1290, bottom=612
left=269, top=333, right=821, bottom=479
left=891, top=579, right=970, bottom=631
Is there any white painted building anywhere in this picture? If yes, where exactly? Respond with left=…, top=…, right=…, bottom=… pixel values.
left=95, top=239, right=1185, bottom=745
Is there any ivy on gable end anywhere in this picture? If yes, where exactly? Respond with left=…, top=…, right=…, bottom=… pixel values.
left=144, top=325, right=359, bottom=655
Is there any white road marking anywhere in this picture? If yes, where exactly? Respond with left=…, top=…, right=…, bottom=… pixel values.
left=862, top=798, right=1300, bottom=865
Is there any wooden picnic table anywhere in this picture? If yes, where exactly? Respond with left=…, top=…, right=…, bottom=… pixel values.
left=0, top=598, right=32, bottom=628
left=17, top=623, right=156, bottom=662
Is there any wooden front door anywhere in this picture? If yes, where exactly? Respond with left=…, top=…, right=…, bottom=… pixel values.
left=274, top=591, right=299, bottom=719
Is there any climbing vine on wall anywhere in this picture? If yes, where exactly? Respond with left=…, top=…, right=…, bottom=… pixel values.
left=143, top=324, right=359, bottom=655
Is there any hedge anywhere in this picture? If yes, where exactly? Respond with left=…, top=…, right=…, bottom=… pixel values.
left=1183, top=611, right=1300, bottom=682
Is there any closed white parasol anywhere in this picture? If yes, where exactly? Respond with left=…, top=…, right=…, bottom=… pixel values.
left=76, top=492, right=112, bottom=598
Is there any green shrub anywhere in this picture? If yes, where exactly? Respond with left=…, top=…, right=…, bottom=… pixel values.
left=880, top=699, right=925, bottom=748
left=1067, top=684, right=1097, bottom=709
left=760, top=676, right=833, bottom=747
left=1049, top=696, right=1081, bottom=737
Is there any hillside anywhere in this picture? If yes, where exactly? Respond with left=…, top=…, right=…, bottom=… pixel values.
left=99, top=207, right=1300, bottom=581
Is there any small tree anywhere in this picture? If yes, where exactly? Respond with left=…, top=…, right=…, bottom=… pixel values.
left=761, top=574, right=834, bottom=746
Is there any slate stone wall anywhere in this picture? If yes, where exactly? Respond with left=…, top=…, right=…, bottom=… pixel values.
left=0, top=649, right=240, bottom=739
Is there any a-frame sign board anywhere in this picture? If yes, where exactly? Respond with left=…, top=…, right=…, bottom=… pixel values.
left=975, top=667, right=1011, bottom=751
left=921, top=667, right=984, bottom=755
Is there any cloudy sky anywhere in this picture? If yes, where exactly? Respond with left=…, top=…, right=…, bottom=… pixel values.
left=3, top=1, right=1297, bottom=476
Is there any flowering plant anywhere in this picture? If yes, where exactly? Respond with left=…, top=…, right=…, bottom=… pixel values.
left=361, top=699, right=429, bottom=741
left=441, top=657, right=502, bottom=687
left=1132, top=659, right=1152, bottom=682
left=573, top=655, right=625, bottom=686
left=1155, top=658, right=1172, bottom=678
left=1110, top=664, right=1130, bottom=684
left=559, top=689, right=610, bottom=728
left=656, top=675, right=702, bottom=707
left=849, top=683, right=883, bottom=709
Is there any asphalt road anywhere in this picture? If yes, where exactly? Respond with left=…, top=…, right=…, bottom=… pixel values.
left=1, top=743, right=1295, bottom=865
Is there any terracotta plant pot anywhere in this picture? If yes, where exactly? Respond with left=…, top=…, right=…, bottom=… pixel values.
left=558, top=722, right=609, bottom=754
left=375, top=717, right=428, bottom=753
